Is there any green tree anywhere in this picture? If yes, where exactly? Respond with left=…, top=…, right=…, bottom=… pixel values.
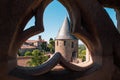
left=78, top=44, right=86, bottom=53
left=41, top=42, right=47, bottom=51
left=78, top=44, right=86, bottom=62
left=32, top=49, right=41, bottom=56
left=49, top=38, right=55, bottom=46
left=27, top=49, right=49, bottom=67
left=24, top=51, right=32, bottom=56
left=48, top=38, right=55, bottom=53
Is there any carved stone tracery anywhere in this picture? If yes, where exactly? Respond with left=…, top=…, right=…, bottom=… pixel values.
left=0, top=0, right=120, bottom=80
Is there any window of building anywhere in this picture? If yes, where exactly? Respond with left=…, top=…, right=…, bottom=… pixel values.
left=64, top=41, right=66, bottom=46
left=71, top=42, right=74, bottom=48
left=57, top=41, right=58, bottom=46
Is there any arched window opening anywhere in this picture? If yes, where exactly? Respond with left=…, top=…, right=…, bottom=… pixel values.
left=17, top=35, right=50, bottom=67
left=17, top=0, right=68, bottom=67
left=64, top=41, right=66, bottom=46
left=16, top=0, right=95, bottom=74
left=71, top=39, right=93, bottom=67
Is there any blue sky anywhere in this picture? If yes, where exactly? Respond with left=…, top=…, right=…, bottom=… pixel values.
left=25, top=0, right=117, bottom=43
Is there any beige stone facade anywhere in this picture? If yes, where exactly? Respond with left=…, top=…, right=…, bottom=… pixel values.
left=19, top=36, right=46, bottom=55
left=55, top=39, right=78, bottom=62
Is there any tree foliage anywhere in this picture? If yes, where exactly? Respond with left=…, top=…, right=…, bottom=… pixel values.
left=24, top=51, right=32, bottom=56
left=21, top=38, right=56, bottom=67
left=78, top=44, right=86, bottom=62
left=27, top=49, right=49, bottom=67
left=47, top=38, right=55, bottom=53
left=38, top=38, right=55, bottom=53
left=41, top=42, right=47, bottom=51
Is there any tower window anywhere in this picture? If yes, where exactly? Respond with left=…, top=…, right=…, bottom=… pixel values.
left=64, top=41, right=66, bottom=46
left=57, top=41, right=58, bottom=46
left=71, top=42, right=74, bottom=48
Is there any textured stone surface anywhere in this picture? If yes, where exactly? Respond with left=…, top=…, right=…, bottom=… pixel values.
left=0, top=0, right=120, bottom=80
left=0, top=0, right=52, bottom=79
left=98, top=0, right=120, bottom=8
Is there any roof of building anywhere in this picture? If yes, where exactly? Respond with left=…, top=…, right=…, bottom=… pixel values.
left=56, top=17, right=77, bottom=40
left=26, top=40, right=38, bottom=43
left=20, top=37, right=46, bottom=49
left=21, top=44, right=36, bottom=49
left=26, top=39, right=46, bottom=43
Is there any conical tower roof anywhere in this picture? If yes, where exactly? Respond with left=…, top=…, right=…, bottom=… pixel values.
left=56, top=17, right=77, bottom=40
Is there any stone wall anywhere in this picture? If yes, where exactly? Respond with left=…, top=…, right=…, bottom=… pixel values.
left=0, top=0, right=120, bottom=80
left=55, top=40, right=78, bottom=61
left=17, top=56, right=31, bottom=67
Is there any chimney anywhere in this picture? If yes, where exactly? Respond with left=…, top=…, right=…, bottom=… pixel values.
left=38, top=35, right=42, bottom=41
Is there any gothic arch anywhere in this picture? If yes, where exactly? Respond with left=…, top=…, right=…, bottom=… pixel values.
left=12, top=0, right=120, bottom=76
left=0, top=0, right=120, bottom=80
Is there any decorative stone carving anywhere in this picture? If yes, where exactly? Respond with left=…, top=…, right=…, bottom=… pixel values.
left=0, top=0, right=120, bottom=80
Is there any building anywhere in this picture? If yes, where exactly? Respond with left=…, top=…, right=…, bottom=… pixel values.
left=19, top=35, right=47, bottom=55
left=55, top=17, right=78, bottom=62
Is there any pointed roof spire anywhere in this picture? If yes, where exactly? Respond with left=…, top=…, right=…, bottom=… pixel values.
left=56, top=17, right=77, bottom=40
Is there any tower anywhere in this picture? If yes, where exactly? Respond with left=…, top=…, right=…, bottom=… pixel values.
left=55, top=17, right=78, bottom=62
